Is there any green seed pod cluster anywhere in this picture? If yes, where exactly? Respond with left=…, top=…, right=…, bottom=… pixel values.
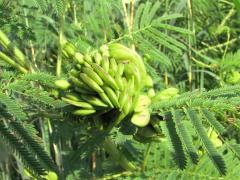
left=57, top=42, right=154, bottom=127
left=0, top=30, right=29, bottom=73
left=225, top=71, right=240, bottom=84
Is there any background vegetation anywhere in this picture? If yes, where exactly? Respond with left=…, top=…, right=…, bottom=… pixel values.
left=1, top=0, right=240, bottom=179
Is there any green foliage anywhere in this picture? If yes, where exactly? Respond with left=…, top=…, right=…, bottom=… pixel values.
left=0, top=119, right=46, bottom=177
left=1, top=0, right=240, bottom=179
left=0, top=92, right=27, bottom=120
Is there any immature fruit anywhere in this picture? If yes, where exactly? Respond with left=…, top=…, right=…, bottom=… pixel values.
left=74, top=53, right=84, bottom=64
left=55, top=79, right=71, bottom=90
left=99, top=44, right=109, bottom=56
left=82, top=67, right=104, bottom=86
left=131, top=109, right=150, bottom=127
left=62, top=97, right=93, bottom=109
left=153, top=87, right=179, bottom=101
left=84, top=54, right=93, bottom=63
left=102, top=86, right=120, bottom=108
left=147, top=88, right=155, bottom=98
left=83, top=62, right=91, bottom=68
left=12, top=47, right=26, bottom=66
left=94, top=52, right=102, bottom=64
left=226, top=71, right=240, bottom=84
left=119, top=88, right=128, bottom=109
left=145, top=75, right=153, bottom=87
left=79, top=73, right=104, bottom=93
left=0, top=30, right=26, bottom=66
left=115, top=75, right=124, bottom=91
left=65, top=92, right=82, bottom=101
left=92, top=63, right=119, bottom=90
left=98, top=92, right=114, bottom=107
left=117, top=63, right=125, bottom=76
left=101, top=57, right=110, bottom=72
left=73, top=109, right=96, bottom=116
left=70, top=69, right=79, bottom=77
left=109, top=43, right=146, bottom=76
left=81, top=95, right=108, bottom=107
left=0, top=30, right=10, bottom=48
left=124, top=63, right=142, bottom=90
left=127, top=76, right=135, bottom=95
left=70, top=75, right=95, bottom=92
left=110, top=58, right=118, bottom=73
left=0, top=52, right=28, bottom=74
left=63, top=42, right=76, bottom=57
left=134, top=95, right=151, bottom=113
left=123, top=96, right=132, bottom=115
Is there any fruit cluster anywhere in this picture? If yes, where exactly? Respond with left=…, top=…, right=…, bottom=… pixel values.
left=55, top=42, right=154, bottom=127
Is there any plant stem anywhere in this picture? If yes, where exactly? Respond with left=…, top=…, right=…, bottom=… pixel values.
left=56, top=15, right=65, bottom=77
left=106, top=112, right=126, bottom=133
left=102, top=137, right=136, bottom=171
left=142, top=142, right=152, bottom=171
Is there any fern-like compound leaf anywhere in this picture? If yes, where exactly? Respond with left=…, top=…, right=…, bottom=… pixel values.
left=9, top=121, right=59, bottom=173
left=185, top=108, right=227, bottom=175
left=201, top=109, right=226, bottom=135
left=161, top=112, right=187, bottom=169
left=171, top=109, right=198, bottom=164
left=0, top=120, right=46, bottom=177
left=22, top=72, right=57, bottom=88
left=0, top=92, right=27, bottom=120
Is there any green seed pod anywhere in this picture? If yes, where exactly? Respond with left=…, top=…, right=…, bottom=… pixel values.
left=124, top=63, right=141, bottom=90
left=65, top=92, right=82, bottom=101
left=127, top=76, right=135, bottom=95
left=131, top=109, right=150, bottom=127
left=62, top=49, right=70, bottom=58
left=63, top=42, right=76, bottom=57
left=98, top=92, right=114, bottom=108
left=108, top=69, right=115, bottom=77
left=99, top=45, right=109, bottom=56
left=110, top=58, right=118, bottom=73
left=70, top=75, right=92, bottom=91
left=54, top=79, right=71, bottom=90
left=94, top=52, right=102, bottom=65
left=0, top=52, right=28, bottom=74
left=119, top=90, right=128, bottom=110
left=62, top=97, right=93, bottom=109
left=82, top=67, right=104, bottom=86
left=134, top=94, right=151, bottom=113
left=70, top=76, right=95, bottom=93
left=145, top=75, right=153, bottom=87
left=0, top=30, right=10, bottom=48
left=117, top=63, right=125, bottom=76
left=226, top=71, right=240, bottom=84
left=74, top=53, right=84, bottom=64
left=115, top=75, right=124, bottom=91
left=76, top=64, right=82, bottom=70
left=0, top=30, right=26, bottom=66
left=147, top=88, right=155, bottom=98
left=81, top=95, right=108, bottom=107
left=79, top=73, right=104, bottom=93
left=12, top=47, right=26, bottom=66
left=84, top=54, right=93, bottom=63
left=72, top=109, right=96, bottom=116
left=153, top=88, right=179, bottom=101
left=102, top=86, right=120, bottom=108
left=108, top=43, right=146, bottom=76
left=123, top=96, right=132, bottom=115
left=83, top=62, right=91, bottom=68
left=92, top=63, right=119, bottom=90
left=101, top=57, right=110, bottom=72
